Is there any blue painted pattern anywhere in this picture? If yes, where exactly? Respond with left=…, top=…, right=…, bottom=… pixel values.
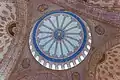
left=32, top=10, right=87, bottom=63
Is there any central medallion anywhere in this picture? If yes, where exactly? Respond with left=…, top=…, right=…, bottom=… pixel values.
left=54, top=29, right=65, bottom=40
left=29, top=10, right=92, bottom=70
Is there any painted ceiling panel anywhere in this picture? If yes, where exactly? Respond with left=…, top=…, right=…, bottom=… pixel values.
left=0, top=0, right=120, bottom=80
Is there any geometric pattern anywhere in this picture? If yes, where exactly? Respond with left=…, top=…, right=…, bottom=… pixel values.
left=96, top=44, right=120, bottom=80
left=29, top=10, right=92, bottom=70
left=0, top=2, right=16, bottom=80
left=0, top=2, right=16, bottom=62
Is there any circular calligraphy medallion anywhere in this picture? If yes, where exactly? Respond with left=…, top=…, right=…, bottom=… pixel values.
left=29, top=10, right=92, bottom=70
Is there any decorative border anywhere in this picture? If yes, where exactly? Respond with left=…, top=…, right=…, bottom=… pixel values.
left=29, top=10, right=92, bottom=70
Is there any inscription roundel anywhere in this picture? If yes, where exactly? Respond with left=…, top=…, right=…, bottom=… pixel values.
left=29, top=10, right=92, bottom=70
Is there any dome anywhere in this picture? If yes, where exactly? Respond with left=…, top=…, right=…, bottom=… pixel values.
left=29, top=10, right=92, bottom=70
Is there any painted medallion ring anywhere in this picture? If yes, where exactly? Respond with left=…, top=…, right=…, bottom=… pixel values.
left=29, top=10, right=92, bottom=70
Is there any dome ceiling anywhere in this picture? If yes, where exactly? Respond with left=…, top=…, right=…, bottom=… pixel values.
left=29, top=10, right=92, bottom=70
left=0, top=0, right=120, bottom=80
